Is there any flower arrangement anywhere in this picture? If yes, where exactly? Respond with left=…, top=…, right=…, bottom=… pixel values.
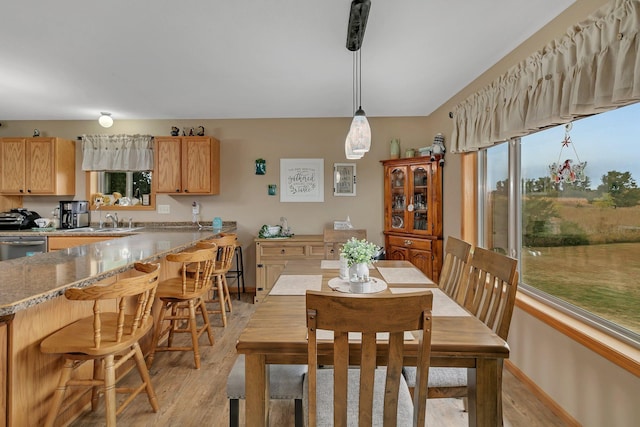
left=340, top=237, right=379, bottom=267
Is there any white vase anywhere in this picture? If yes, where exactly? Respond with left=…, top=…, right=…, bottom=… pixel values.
left=349, top=262, right=369, bottom=281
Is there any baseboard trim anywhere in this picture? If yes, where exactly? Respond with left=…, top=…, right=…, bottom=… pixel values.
left=504, top=360, right=580, bottom=427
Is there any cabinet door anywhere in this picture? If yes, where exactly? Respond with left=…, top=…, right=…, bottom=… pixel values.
left=255, top=261, right=286, bottom=302
left=0, top=139, right=26, bottom=194
left=408, top=164, right=432, bottom=235
left=408, top=248, right=434, bottom=279
left=26, top=138, right=55, bottom=194
left=386, top=245, right=409, bottom=261
left=155, top=137, right=183, bottom=193
left=182, top=136, right=212, bottom=194
left=385, top=165, right=409, bottom=233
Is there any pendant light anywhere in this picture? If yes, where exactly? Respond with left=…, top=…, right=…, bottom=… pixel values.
left=98, top=112, right=113, bottom=128
left=344, top=0, right=371, bottom=159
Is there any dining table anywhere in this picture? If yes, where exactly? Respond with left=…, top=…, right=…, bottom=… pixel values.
left=236, top=259, right=509, bottom=427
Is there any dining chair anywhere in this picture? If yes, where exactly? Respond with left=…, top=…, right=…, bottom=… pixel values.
left=226, top=354, right=307, bottom=427
left=40, top=262, right=161, bottom=427
left=305, top=290, right=433, bottom=427
left=405, top=246, right=518, bottom=415
left=147, top=246, right=217, bottom=369
left=436, top=236, right=472, bottom=303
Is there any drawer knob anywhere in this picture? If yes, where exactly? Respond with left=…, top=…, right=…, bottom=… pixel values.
left=281, top=249, right=285, bottom=254
left=404, top=240, right=413, bottom=246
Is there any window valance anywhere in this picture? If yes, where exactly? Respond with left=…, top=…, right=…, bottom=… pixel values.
left=81, top=134, right=154, bottom=171
left=451, top=0, right=640, bottom=153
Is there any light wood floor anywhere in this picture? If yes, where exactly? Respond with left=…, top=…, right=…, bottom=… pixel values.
left=69, top=292, right=568, bottom=427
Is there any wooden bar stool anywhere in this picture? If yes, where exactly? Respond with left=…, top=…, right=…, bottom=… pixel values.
left=224, top=237, right=246, bottom=299
left=147, top=246, right=217, bottom=369
left=197, top=234, right=235, bottom=327
left=40, top=262, right=161, bottom=427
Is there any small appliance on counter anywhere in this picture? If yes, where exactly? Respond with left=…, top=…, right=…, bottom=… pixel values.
left=59, top=200, right=90, bottom=229
left=0, top=208, right=42, bottom=230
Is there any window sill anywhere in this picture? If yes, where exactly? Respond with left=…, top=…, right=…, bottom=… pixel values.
left=515, top=292, right=640, bottom=377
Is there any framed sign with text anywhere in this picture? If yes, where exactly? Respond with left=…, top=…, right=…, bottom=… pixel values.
left=333, top=163, right=356, bottom=196
left=280, top=158, right=324, bottom=202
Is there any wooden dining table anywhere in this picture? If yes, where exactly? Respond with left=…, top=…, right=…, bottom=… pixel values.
left=236, top=259, right=509, bottom=427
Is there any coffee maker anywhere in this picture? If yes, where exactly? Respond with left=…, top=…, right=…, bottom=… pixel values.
left=59, top=200, right=90, bottom=229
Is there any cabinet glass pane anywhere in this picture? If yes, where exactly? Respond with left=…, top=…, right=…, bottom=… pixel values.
left=390, top=168, right=406, bottom=229
left=412, top=167, right=428, bottom=231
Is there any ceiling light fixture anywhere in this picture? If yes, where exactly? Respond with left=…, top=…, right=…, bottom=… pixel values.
left=344, top=0, right=371, bottom=159
left=98, top=112, right=113, bottom=128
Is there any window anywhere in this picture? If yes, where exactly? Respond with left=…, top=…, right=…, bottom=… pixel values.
left=480, top=103, right=640, bottom=341
left=87, top=171, right=155, bottom=210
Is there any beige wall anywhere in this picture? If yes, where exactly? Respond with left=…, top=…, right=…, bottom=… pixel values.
left=1, top=116, right=452, bottom=286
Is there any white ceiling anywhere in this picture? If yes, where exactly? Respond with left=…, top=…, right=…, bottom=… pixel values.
left=1, top=0, right=575, bottom=121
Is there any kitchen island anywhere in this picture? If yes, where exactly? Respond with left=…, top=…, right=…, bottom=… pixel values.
left=0, top=225, right=235, bottom=426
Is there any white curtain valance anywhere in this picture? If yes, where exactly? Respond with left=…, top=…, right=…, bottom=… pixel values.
left=451, top=0, right=640, bottom=153
left=81, top=134, right=154, bottom=171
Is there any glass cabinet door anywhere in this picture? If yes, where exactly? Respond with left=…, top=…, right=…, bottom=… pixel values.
left=410, top=165, right=430, bottom=234
left=389, top=167, right=407, bottom=232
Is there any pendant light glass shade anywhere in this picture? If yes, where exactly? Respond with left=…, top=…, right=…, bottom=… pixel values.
left=347, top=107, right=371, bottom=153
left=98, top=112, right=113, bottom=128
left=345, top=128, right=364, bottom=159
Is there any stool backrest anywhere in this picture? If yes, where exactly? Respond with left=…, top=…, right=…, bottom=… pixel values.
left=167, top=247, right=217, bottom=294
left=202, top=234, right=236, bottom=273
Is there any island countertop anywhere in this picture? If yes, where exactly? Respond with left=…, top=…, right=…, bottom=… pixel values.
left=0, top=225, right=236, bottom=316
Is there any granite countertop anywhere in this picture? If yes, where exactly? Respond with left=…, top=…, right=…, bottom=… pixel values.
left=0, top=224, right=236, bottom=317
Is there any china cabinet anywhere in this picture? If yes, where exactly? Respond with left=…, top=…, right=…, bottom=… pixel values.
left=155, top=136, right=220, bottom=194
left=0, top=137, right=75, bottom=195
left=382, top=157, right=442, bottom=280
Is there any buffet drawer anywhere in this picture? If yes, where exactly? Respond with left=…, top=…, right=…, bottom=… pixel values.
left=387, top=235, right=433, bottom=251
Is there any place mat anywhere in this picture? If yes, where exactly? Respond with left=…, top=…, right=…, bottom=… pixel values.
left=389, top=287, right=470, bottom=317
left=269, top=275, right=323, bottom=295
left=321, top=260, right=341, bottom=269
left=315, top=330, right=415, bottom=342
left=327, top=277, right=387, bottom=294
left=376, top=267, right=435, bottom=285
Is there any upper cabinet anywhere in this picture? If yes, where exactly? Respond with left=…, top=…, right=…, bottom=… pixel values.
left=0, top=137, right=76, bottom=195
left=382, top=157, right=443, bottom=280
left=155, top=136, right=220, bottom=195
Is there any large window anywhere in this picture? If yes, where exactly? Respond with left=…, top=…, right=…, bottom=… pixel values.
left=480, top=103, right=640, bottom=341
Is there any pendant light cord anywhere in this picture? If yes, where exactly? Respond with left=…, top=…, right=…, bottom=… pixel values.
left=358, top=48, right=362, bottom=109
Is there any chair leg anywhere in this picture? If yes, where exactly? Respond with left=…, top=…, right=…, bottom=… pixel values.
left=91, top=359, right=102, bottom=410
left=188, top=300, right=202, bottom=369
left=133, top=342, right=159, bottom=412
left=222, top=275, right=233, bottom=312
left=44, top=358, right=74, bottom=427
left=216, top=276, right=228, bottom=327
left=198, top=296, right=215, bottom=345
left=103, top=354, right=117, bottom=427
left=294, top=398, right=303, bottom=427
left=229, top=398, right=240, bottom=427
left=147, top=300, right=168, bottom=368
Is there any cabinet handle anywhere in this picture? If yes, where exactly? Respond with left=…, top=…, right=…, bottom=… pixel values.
left=27, top=189, right=31, bottom=193
left=257, top=263, right=263, bottom=268
left=404, top=240, right=413, bottom=246
left=19, top=189, right=23, bottom=193
left=184, top=189, right=189, bottom=193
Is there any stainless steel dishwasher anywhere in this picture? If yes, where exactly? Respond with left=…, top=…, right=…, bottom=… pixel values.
left=0, top=236, right=48, bottom=261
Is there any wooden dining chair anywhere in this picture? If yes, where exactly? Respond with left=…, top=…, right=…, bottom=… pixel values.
left=407, top=246, right=518, bottom=415
left=436, top=236, right=472, bottom=302
left=147, top=246, right=217, bottom=369
left=305, top=290, right=433, bottom=427
left=40, top=262, right=161, bottom=427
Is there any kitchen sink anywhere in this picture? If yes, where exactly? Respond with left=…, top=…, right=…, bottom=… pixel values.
left=59, top=227, right=142, bottom=233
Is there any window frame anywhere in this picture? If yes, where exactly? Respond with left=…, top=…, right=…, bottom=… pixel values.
left=85, top=171, right=156, bottom=211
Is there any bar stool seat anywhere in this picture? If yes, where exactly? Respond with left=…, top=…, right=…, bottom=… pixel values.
left=226, top=355, right=306, bottom=427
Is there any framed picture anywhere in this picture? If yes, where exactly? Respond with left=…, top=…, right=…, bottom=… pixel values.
left=280, top=158, right=324, bottom=202
left=334, top=163, right=356, bottom=196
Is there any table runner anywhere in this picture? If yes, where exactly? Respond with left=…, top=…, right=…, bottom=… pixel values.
left=389, top=287, right=469, bottom=317
left=269, top=275, right=323, bottom=295
left=320, top=260, right=341, bottom=269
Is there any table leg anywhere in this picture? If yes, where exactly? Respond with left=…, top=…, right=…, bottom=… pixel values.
left=245, top=354, right=270, bottom=427
left=467, top=358, right=500, bottom=427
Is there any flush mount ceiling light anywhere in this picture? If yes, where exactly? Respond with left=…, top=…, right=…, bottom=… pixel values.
left=344, top=0, right=371, bottom=159
left=98, top=112, right=113, bottom=128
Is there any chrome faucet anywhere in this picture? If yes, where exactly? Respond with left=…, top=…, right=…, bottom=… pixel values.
left=105, top=213, right=119, bottom=228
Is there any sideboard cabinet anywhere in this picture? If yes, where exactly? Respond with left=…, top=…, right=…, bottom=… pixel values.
left=0, top=137, right=75, bottom=195
left=154, top=136, right=220, bottom=195
left=381, top=157, right=443, bottom=281
left=254, top=235, right=324, bottom=303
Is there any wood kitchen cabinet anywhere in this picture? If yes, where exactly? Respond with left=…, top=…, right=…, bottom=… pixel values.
left=48, top=236, right=115, bottom=251
left=154, top=136, right=220, bottom=194
left=0, top=137, right=75, bottom=195
left=255, top=235, right=324, bottom=303
left=382, top=157, right=443, bottom=281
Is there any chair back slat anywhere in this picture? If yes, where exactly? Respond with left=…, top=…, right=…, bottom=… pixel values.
left=306, top=291, right=433, bottom=427
left=460, top=247, right=519, bottom=339
left=64, top=262, right=160, bottom=349
left=438, top=237, right=472, bottom=302
left=167, top=248, right=216, bottom=294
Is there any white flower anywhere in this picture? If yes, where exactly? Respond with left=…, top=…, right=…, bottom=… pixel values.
left=340, top=237, right=379, bottom=267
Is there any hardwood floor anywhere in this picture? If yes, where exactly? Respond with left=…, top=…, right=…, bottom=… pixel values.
left=69, top=293, right=567, bottom=427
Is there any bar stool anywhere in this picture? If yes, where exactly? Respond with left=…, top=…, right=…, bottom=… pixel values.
left=225, top=238, right=245, bottom=299
left=197, top=235, right=235, bottom=327
left=147, top=245, right=217, bottom=369
left=40, top=263, right=161, bottom=427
